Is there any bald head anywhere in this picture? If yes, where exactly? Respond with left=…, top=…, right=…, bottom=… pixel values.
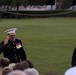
left=24, top=68, right=39, bottom=75
left=7, top=70, right=26, bottom=75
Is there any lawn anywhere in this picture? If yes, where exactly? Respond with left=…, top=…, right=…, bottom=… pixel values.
left=0, top=17, right=76, bottom=75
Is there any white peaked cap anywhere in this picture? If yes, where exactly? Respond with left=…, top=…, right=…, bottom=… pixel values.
left=64, top=67, right=76, bottom=75
left=5, top=28, right=17, bottom=35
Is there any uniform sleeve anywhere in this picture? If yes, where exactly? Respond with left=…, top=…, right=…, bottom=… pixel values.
left=72, top=47, right=76, bottom=67
left=19, top=40, right=27, bottom=61
left=0, top=41, right=5, bottom=54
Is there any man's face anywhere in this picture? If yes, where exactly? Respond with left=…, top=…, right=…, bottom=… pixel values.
left=9, top=35, right=16, bottom=41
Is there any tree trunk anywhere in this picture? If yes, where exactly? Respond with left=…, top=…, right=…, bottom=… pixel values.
left=16, top=4, right=19, bottom=18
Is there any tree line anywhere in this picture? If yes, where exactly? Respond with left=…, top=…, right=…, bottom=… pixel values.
left=0, top=0, right=74, bottom=11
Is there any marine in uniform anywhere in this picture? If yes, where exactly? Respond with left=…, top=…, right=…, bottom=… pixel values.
left=0, top=28, right=27, bottom=63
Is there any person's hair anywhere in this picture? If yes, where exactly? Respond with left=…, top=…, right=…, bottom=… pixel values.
left=0, top=58, right=10, bottom=68
left=13, top=61, right=29, bottom=70
left=24, top=68, right=39, bottom=75
left=25, top=60, right=34, bottom=68
left=7, top=70, right=26, bottom=75
left=2, top=66, right=13, bottom=75
left=8, top=63, right=16, bottom=69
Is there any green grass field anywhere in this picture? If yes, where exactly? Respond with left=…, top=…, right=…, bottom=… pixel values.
left=0, top=17, right=76, bottom=75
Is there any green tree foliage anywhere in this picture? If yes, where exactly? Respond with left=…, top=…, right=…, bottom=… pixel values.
left=12, top=0, right=24, bottom=11
left=56, top=0, right=73, bottom=9
left=61, top=0, right=73, bottom=9
left=0, top=0, right=73, bottom=10
left=28, top=0, right=48, bottom=5
left=0, top=0, right=3, bottom=6
left=0, top=0, right=12, bottom=11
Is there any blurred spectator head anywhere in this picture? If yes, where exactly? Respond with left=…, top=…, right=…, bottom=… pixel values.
left=7, top=70, right=26, bottom=75
left=13, top=61, right=29, bottom=70
left=24, top=68, right=39, bottom=75
left=2, top=66, right=13, bottom=75
left=24, top=60, right=34, bottom=68
left=0, top=58, right=10, bottom=68
left=8, top=63, right=16, bottom=69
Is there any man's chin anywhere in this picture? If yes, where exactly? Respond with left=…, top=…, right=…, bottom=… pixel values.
left=10, top=39, right=16, bottom=41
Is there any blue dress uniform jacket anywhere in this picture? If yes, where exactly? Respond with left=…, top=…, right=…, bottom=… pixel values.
left=72, top=47, right=76, bottom=67
left=0, top=39, right=27, bottom=63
